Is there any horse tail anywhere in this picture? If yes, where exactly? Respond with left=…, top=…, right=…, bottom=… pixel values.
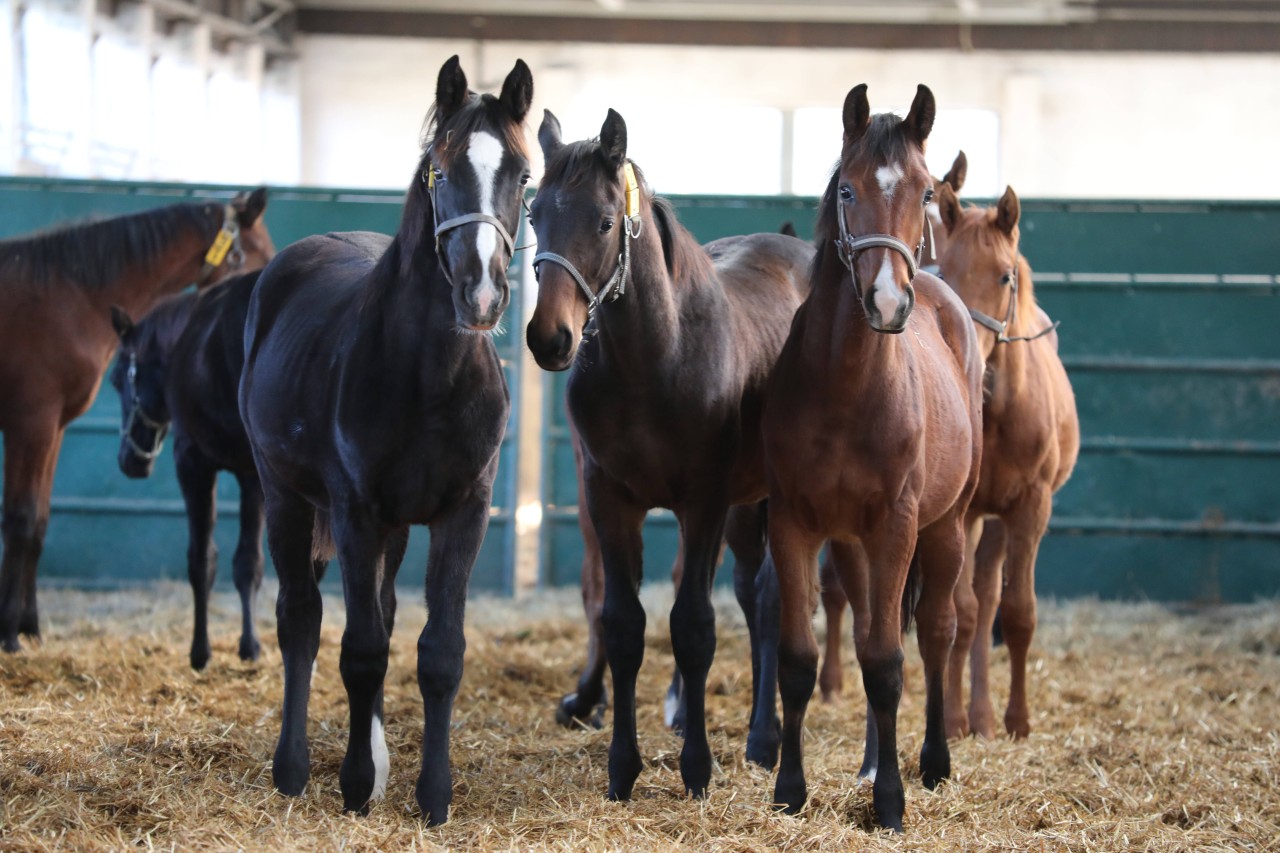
left=900, top=550, right=923, bottom=634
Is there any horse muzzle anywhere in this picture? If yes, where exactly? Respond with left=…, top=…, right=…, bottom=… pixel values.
left=865, top=281, right=916, bottom=334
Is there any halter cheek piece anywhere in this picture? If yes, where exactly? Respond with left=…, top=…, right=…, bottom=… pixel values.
left=965, top=255, right=1061, bottom=344
left=834, top=195, right=925, bottom=335
left=197, top=204, right=246, bottom=286
left=531, top=162, right=644, bottom=326
left=120, top=352, right=169, bottom=462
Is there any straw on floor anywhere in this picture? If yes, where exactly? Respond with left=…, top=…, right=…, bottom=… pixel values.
left=1, top=581, right=1277, bottom=852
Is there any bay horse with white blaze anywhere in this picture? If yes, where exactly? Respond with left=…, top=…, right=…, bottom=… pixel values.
left=934, top=183, right=1079, bottom=740
left=108, top=268, right=283, bottom=671
left=526, top=108, right=813, bottom=799
left=239, top=56, right=532, bottom=823
left=0, top=189, right=273, bottom=651
left=762, top=84, right=983, bottom=832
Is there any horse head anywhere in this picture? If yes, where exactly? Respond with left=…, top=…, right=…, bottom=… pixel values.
left=414, top=55, right=533, bottom=331
left=525, top=108, right=643, bottom=370
left=830, top=83, right=937, bottom=333
left=108, top=306, right=172, bottom=479
left=936, top=183, right=1024, bottom=356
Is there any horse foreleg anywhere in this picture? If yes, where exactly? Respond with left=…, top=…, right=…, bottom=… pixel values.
left=231, top=471, right=266, bottom=663
left=768, top=503, right=823, bottom=815
left=1, top=419, right=64, bottom=651
left=1000, top=492, right=1051, bottom=739
left=262, top=485, right=321, bottom=798
left=946, top=514, right=984, bottom=738
left=818, top=553, right=848, bottom=702
left=855, top=514, right=918, bottom=833
left=417, top=494, right=490, bottom=825
left=332, top=505, right=391, bottom=815
left=914, top=512, right=968, bottom=790
left=176, top=438, right=218, bottom=670
left=671, top=501, right=728, bottom=798
left=585, top=465, right=648, bottom=802
left=968, top=518, right=1007, bottom=739
left=828, top=540, right=874, bottom=778
left=559, top=428, right=609, bottom=730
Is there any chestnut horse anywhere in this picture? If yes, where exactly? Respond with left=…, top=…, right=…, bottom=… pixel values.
left=240, top=56, right=532, bottom=823
left=934, top=183, right=1080, bottom=740
left=0, top=189, right=273, bottom=651
left=108, top=269, right=281, bottom=671
left=762, top=84, right=983, bottom=831
left=818, top=149, right=969, bottom=701
left=526, top=108, right=813, bottom=799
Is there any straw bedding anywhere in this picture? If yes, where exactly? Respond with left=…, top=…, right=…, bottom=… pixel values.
left=1, top=581, right=1277, bottom=851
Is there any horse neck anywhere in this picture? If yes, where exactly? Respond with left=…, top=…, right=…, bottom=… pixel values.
left=92, top=218, right=217, bottom=319
left=591, top=224, right=687, bottom=377
left=803, top=251, right=908, bottom=396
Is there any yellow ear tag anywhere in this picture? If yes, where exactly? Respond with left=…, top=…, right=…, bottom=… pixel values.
left=204, top=227, right=234, bottom=266
left=623, top=162, right=640, bottom=220
left=427, top=166, right=436, bottom=189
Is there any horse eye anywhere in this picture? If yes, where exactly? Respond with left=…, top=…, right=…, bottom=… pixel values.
left=1000, top=272, right=1013, bottom=286
left=838, top=184, right=855, bottom=203
left=519, top=173, right=531, bottom=187
left=432, top=167, right=445, bottom=183
left=923, top=188, right=935, bottom=205
left=600, top=218, right=615, bottom=234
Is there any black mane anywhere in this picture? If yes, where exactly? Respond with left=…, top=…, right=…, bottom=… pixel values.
left=0, top=203, right=221, bottom=292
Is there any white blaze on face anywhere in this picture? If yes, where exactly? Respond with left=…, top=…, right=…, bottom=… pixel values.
left=370, top=711, right=390, bottom=801
left=872, top=253, right=903, bottom=325
left=467, top=130, right=505, bottom=316
left=875, top=162, right=904, bottom=199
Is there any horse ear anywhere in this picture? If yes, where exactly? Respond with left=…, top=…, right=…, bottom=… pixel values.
left=995, top=185, right=1021, bottom=235
left=539, top=109, right=564, bottom=159
left=599, top=108, right=628, bottom=169
left=937, top=183, right=963, bottom=235
left=842, top=84, right=871, bottom=146
left=943, top=150, right=967, bottom=192
left=499, top=59, right=533, bottom=123
left=234, top=187, right=268, bottom=226
left=436, top=54, right=470, bottom=123
left=110, top=305, right=134, bottom=340
left=904, top=84, right=936, bottom=146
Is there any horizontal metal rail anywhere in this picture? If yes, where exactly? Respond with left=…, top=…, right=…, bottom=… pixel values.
left=49, top=496, right=514, bottom=518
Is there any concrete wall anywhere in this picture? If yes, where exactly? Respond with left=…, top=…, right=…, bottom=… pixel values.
left=298, top=35, right=1280, bottom=200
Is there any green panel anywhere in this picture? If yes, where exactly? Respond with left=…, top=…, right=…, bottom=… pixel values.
left=1, top=178, right=521, bottom=594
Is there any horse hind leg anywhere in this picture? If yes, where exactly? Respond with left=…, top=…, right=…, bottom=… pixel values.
left=175, top=440, right=219, bottom=670
left=946, top=514, right=983, bottom=739
left=727, top=501, right=779, bottom=769
left=818, top=552, right=848, bottom=702
left=1, top=419, right=65, bottom=651
left=968, top=518, right=1007, bottom=739
left=232, top=471, right=266, bottom=663
left=827, top=541, right=877, bottom=779
left=914, top=512, right=968, bottom=791
left=665, top=533, right=686, bottom=733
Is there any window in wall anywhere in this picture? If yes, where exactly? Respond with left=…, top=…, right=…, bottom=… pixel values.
left=20, top=0, right=91, bottom=174
left=791, top=107, right=1000, bottom=198
left=150, top=53, right=205, bottom=181
left=91, top=32, right=149, bottom=178
left=208, top=61, right=261, bottom=184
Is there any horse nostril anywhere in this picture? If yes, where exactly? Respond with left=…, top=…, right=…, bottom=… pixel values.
left=554, top=327, right=573, bottom=359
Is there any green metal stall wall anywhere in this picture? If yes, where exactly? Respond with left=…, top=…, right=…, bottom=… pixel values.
left=537, top=196, right=1280, bottom=604
left=0, top=177, right=524, bottom=594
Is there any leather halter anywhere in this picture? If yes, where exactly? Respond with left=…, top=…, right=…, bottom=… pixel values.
left=196, top=204, right=245, bottom=286
left=120, top=352, right=169, bottom=462
left=531, top=162, right=644, bottom=324
left=425, top=164, right=518, bottom=261
left=834, top=195, right=924, bottom=334
left=965, top=255, right=1060, bottom=344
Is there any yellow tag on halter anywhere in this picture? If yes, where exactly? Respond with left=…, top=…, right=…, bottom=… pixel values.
left=427, top=165, right=436, bottom=189
left=204, top=227, right=235, bottom=267
left=623, top=162, right=640, bottom=219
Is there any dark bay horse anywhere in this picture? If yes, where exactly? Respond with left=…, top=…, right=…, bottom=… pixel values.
left=0, top=189, right=273, bottom=651
left=818, top=148, right=968, bottom=702
left=108, top=270, right=275, bottom=671
left=762, top=84, right=984, bottom=831
left=933, top=183, right=1079, bottom=740
left=239, top=56, right=532, bottom=823
left=526, top=108, right=813, bottom=800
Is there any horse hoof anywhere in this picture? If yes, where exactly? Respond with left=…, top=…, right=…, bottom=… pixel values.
left=606, top=751, right=642, bottom=802
left=1, top=635, right=21, bottom=654
left=190, top=648, right=211, bottom=671
left=239, top=637, right=261, bottom=663
left=680, top=747, right=712, bottom=798
left=745, top=724, right=780, bottom=770
left=555, top=692, right=606, bottom=730
left=773, top=780, right=807, bottom=815
left=273, top=746, right=310, bottom=797
left=18, top=614, right=40, bottom=639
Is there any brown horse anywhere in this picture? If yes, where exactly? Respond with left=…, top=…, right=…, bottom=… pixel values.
left=526, top=108, right=813, bottom=799
left=762, top=84, right=983, bottom=832
left=818, top=149, right=969, bottom=702
left=934, top=183, right=1080, bottom=740
left=0, top=190, right=273, bottom=651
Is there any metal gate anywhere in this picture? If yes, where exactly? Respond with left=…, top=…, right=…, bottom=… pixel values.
left=537, top=196, right=1280, bottom=604
left=0, top=177, right=524, bottom=593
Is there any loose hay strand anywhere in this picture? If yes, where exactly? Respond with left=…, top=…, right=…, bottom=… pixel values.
left=1, top=583, right=1277, bottom=851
